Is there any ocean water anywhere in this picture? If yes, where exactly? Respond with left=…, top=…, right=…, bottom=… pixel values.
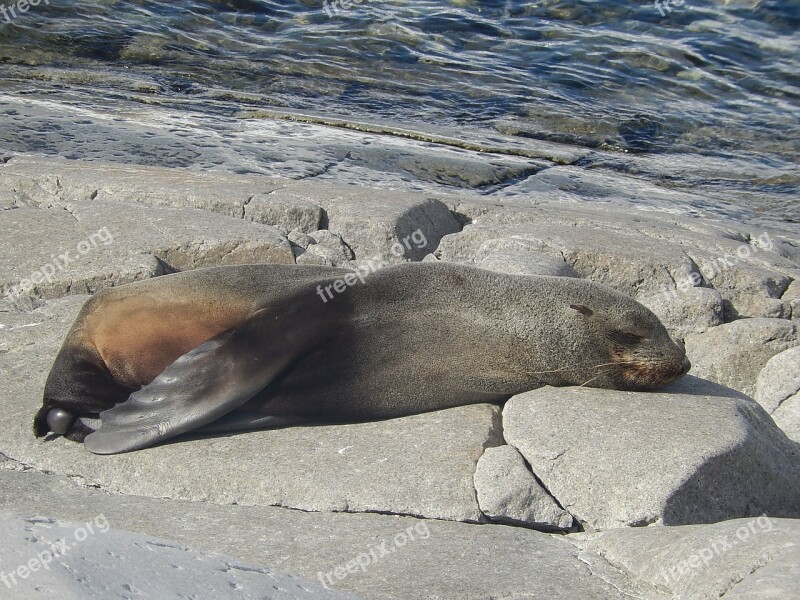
left=0, top=0, right=797, bottom=222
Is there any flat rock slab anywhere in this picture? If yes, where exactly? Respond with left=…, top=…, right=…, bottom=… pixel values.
left=686, top=318, right=798, bottom=398
left=0, top=94, right=571, bottom=186
left=577, top=516, right=800, bottom=600
left=0, top=154, right=285, bottom=219
left=0, top=512, right=355, bottom=600
left=344, top=145, right=547, bottom=189
left=584, top=151, right=800, bottom=227
left=0, top=296, right=501, bottom=523
left=434, top=203, right=799, bottom=319
left=0, top=200, right=293, bottom=301
left=0, top=467, right=655, bottom=600
left=1, top=155, right=463, bottom=265
left=502, top=379, right=800, bottom=530
left=498, top=164, right=755, bottom=221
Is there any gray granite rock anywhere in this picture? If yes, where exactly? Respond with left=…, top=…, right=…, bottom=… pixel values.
left=0, top=296, right=502, bottom=523
left=2, top=154, right=798, bottom=598
left=245, top=192, right=324, bottom=233
left=638, top=286, right=724, bottom=340
left=295, top=248, right=335, bottom=266
left=721, top=550, right=800, bottom=600
left=773, top=393, right=800, bottom=443
left=0, top=512, right=355, bottom=600
left=433, top=219, right=666, bottom=299
left=5, top=155, right=795, bottom=321
left=502, top=380, right=800, bottom=531
left=0, top=189, right=16, bottom=210
left=0, top=200, right=293, bottom=302
left=478, top=251, right=577, bottom=277
left=685, top=318, right=798, bottom=397
left=755, top=346, right=800, bottom=442
left=730, top=294, right=790, bottom=319
left=474, top=445, right=573, bottom=530
left=0, top=467, right=657, bottom=600
left=576, top=516, right=800, bottom=600
left=0, top=155, right=464, bottom=268
left=683, top=229, right=798, bottom=321
left=472, top=238, right=579, bottom=277
left=782, top=279, right=800, bottom=319
left=297, top=229, right=355, bottom=266
left=289, top=230, right=318, bottom=248
left=756, top=346, right=800, bottom=413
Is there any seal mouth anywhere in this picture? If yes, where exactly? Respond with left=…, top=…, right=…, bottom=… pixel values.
left=615, top=355, right=691, bottom=391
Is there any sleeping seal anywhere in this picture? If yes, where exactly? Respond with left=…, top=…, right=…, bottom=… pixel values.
left=33, top=262, right=690, bottom=454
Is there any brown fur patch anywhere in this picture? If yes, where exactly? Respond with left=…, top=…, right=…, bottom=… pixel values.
left=86, top=295, right=248, bottom=388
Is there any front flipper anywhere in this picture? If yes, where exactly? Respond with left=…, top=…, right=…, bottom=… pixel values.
left=84, top=303, right=332, bottom=455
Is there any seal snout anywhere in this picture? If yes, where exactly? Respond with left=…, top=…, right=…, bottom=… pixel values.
left=34, top=405, right=98, bottom=441
left=33, top=406, right=77, bottom=438
left=46, top=408, right=76, bottom=435
left=679, top=355, right=691, bottom=377
left=612, top=340, right=691, bottom=391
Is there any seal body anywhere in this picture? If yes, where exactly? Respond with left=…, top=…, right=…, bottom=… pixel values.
left=33, top=262, right=690, bottom=454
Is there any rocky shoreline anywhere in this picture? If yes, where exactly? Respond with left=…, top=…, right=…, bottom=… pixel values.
left=1, top=154, right=798, bottom=599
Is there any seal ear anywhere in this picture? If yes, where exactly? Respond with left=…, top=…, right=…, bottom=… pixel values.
left=570, top=304, right=594, bottom=317
left=83, top=297, right=333, bottom=454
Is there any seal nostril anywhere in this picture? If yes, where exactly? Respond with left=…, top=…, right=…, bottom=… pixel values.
left=46, top=408, right=76, bottom=435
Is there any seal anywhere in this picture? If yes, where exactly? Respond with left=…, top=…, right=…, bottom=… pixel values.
left=33, top=262, right=690, bottom=454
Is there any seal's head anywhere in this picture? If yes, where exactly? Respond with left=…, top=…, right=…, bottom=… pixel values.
left=527, top=279, right=690, bottom=392
left=33, top=343, right=128, bottom=443
left=563, top=293, right=690, bottom=391
left=569, top=301, right=689, bottom=390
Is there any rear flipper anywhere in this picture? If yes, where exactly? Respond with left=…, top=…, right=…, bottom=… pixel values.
left=84, top=304, right=334, bottom=455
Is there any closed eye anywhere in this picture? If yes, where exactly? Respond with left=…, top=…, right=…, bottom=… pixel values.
left=607, top=330, right=645, bottom=346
